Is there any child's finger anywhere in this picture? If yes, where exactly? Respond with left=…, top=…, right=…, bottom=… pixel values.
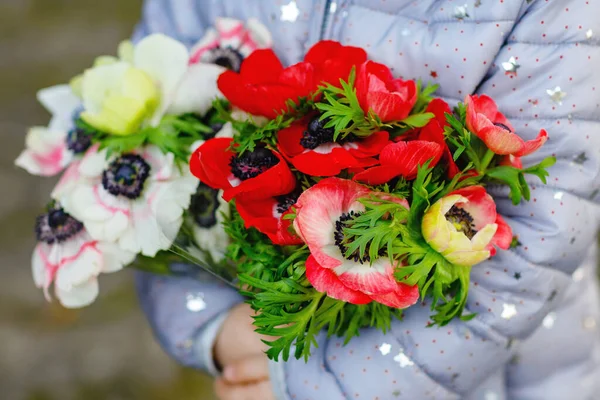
left=214, top=378, right=275, bottom=400
left=223, top=354, right=269, bottom=384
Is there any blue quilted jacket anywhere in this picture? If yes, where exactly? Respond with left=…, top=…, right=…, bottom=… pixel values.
left=132, top=1, right=600, bottom=399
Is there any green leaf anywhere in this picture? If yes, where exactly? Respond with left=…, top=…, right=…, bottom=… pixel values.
left=400, top=112, right=434, bottom=128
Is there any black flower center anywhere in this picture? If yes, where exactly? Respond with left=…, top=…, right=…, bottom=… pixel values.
left=275, top=190, right=301, bottom=215
left=445, top=206, right=477, bottom=239
left=102, top=154, right=151, bottom=199
left=204, top=46, right=244, bottom=72
left=190, top=183, right=220, bottom=228
left=35, top=206, right=84, bottom=244
left=493, top=122, right=512, bottom=132
left=230, top=148, right=279, bottom=181
left=334, top=211, right=383, bottom=264
left=66, top=128, right=92, bottom=154
left=300, top=117, right=358, bottom=150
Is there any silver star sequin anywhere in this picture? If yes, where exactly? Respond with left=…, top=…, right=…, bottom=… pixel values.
left=572, top=268, right=585, bottom=282
left=393, top=349, right=414, bottom=367
left=453, top=4, right=470, bottom=20
left=547, top=86, right=567, bottom=105
left=329, top=1, right=337, bottom=13
left=280, top=1, right=300, bottom=22
left=501, top=303, right=518, bottom=320
left=543, top=312, right=557, bottom=329
left=586, top=29, right=594, bottom=40
left=379, top=343, right=392, bottom=356
left=583, top=317, right=597, bottom=330
left=501, top=56, right=520, bottom=75
left=485, top=391, right=499, bottom=400
left=554, top=191, right=564, bottom=200
left=186, top=292, right=207, bottom=312
left=573, top=152, right=589, bottom=165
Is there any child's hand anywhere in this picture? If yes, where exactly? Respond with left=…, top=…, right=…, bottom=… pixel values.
left=214, top=303, right=268, bottom=369
left=214, top=355, right=275, bottom=399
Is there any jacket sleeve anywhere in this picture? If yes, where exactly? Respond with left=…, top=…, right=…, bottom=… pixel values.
left=132, top=0, right=245, bottom=376
left=135, top=267, right=244, bottom=375
left=269, top=1, right=600, bottom=399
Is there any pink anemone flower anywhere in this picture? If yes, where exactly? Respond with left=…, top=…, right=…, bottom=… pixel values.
left=293, top=178, right=419, bottom=308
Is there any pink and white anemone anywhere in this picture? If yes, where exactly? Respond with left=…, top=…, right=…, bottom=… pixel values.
left=293, top=178, right=419, bottom=308
left=15, top=85, right=82, bottom=176
left=53, top=144, right=198, bottom=257
left=189, top=17, right=272, bottom=70
left=32, top=206, right=135, bottom=308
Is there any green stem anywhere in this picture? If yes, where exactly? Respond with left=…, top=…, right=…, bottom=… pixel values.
left=479, top=149, right=496, bottom=174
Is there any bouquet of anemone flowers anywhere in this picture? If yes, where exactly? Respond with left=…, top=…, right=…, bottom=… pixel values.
left=15, top=18, right=272, bottom=308
left=186, top=40, right=555, bottom=362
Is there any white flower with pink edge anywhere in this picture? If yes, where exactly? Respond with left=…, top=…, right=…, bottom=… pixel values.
left=15, top=85, right=89, bottom=176
left=54, top=144, right=198, bottom=257
left=33, top=204, right=135, bottom=308
left=190, top=17, right=272, bottom=71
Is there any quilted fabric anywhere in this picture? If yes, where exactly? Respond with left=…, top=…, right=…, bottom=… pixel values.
left=133, top=1, right=600, bottom=398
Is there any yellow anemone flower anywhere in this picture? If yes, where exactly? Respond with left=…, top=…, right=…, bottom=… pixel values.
left=422, top=190, right=499, bottom=267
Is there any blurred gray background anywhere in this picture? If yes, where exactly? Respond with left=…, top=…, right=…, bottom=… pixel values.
left=0, top=1, right=216, bottom=398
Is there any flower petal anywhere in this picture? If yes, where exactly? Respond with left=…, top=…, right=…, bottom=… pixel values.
left=37, top=84, right=81, bottom=117
left=477, top=124, right=525, bottom=155
left=15, top=127, right=71, bottom=176
left=336, top=259, right=398, bottom=295
left=513, top=129, right=549, bottom=157
left=55, top=278, right=100, bottom=309
left=306, top=256, right=372, bottom=305
left=490, top=214, right=513, bottom=253
left=369, top=282, right=419, bottom=309
left=133, top=34, right=189, bottom=101
left=451, top=186, right=497, bottom=230
left=166, top=63, right=226, bottom=116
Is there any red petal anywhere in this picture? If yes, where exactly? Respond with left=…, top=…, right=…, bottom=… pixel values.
left=369, top=281, right=419, bottom=309
left=277, top=123, right=307, bottom=157
left=306, top=256, right=372, bottom=305
left=426, top=99, right=452, bottom=127
left=290, top=147, right=362, bottom=176
left=304, top=41, right=343, bottom=63
left=235, top=196, right=279, bottom=234
left=500, top=155, right=523, bottom=169
left=380, top=140, right=444, bottom=179
left=477, top=125, right=525, bottom=156
left=491, top=214, right=513, bottom=251
left=238, top=49, right=284, bottom=85
left=336, top=262, right=398, bottom=295
left=450, top=186, right=497, bottom=230
left=513, top=129, right=548, bottom=157
left=190, top=138, right=235, bottom=191
left=267, top=212, right=304, bottom=245
left=279, top=62, right=317, bottom=94
left=353, top=166, right=401, bottom=186
left=347, top=131, right=390, bottom=158
left=224, top=151, right=296, bottom=201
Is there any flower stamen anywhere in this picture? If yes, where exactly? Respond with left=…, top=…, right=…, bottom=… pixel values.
left=445, top=206, right=477, bottom=239
left=300, top=117, right=357, bottom=150
left=189, top=183, right=220, bottom=228
left=230, top=148, right=279, bottom=181
left=35, top=206, right=84, bottom=244
left=334, top=211, right=382, bottom=264
left=102, top=154, right=151, bottom=199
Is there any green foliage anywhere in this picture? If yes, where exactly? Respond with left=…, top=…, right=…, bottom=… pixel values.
left=314, top=68, right=435, bottom=140
left=223, top=208, right=404, bottom=361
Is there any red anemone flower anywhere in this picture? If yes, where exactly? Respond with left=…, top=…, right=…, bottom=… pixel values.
left=190, top=138, right=296, bottom=201
left=304, top=40, right=368, bottom=87
left=235, top=192, right=303, bottom=245
left=419, top=99, right=460, bottom=178
left=294, top=178, right=419, bottom=307
left=277, top=117, right=389, bottom=177
left=353, top=140, right=444, bottom=185
left=217, top=49, right=317, bottom=119
left=465, top=95, right=548, bottom=156
left=355, top=61, right=418, bottom=123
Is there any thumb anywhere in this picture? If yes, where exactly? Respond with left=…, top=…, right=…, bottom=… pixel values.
left=222, top=354, right=270, bottom=384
